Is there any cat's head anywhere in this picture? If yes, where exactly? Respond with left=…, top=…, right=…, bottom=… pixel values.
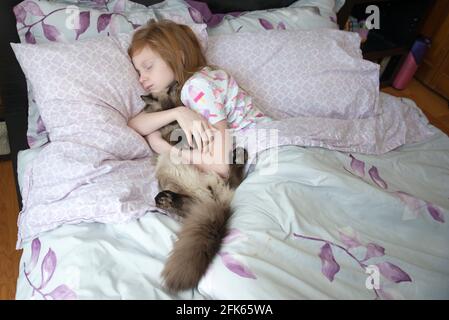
left=141, top=81, right=178, bottom=113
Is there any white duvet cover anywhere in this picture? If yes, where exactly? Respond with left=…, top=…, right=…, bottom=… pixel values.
left=15, top=127, right=449, bottom=300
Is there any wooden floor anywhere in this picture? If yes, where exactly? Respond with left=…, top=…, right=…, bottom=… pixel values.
left=382, top=79, right=449, bottom=135
left=0, top=78, right=448, bottom=300
left=0, top=160, right=20, bottom=300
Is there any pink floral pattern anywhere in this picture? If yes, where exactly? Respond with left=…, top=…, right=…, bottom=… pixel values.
left=217, top=229, right=256, bottom=279
left=206, top=0, right=339, bottom=36
left=345, top=155, right=446, bottom=224
left=294, top=231, right=412, bottom=300
left=24, top=238, right=77, bottom=300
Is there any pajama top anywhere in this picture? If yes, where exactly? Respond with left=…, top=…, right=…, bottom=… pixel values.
left=180, top=67, right=272, bottom=131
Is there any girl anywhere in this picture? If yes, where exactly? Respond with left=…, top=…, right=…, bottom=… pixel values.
left=128, top=20, right=271, bottom=179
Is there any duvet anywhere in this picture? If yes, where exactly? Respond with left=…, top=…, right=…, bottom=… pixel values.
left=15, top=126, right=449, bottom=299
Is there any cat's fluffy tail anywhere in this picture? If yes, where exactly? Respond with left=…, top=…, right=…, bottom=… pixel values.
left=161, top=197, right=232, bottom=292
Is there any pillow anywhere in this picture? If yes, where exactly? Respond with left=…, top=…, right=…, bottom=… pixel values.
left=11, top=34, right=160, bottom=245
left=203, top=0, right=342, bottom=36
left=206, top=29, right=380, bottom=120
left=185, top=0, right=243, bottom=27
left=14, top=0, right=206, bottom=148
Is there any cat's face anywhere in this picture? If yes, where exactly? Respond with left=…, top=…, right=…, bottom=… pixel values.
left=141, top=81, right=178, bottom=113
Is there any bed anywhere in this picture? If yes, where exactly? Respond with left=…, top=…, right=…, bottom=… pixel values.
left=1, top=0, right=448, bottom=300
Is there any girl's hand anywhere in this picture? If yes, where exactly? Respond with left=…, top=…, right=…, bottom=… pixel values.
left=175, top=107, right=216, bottom=152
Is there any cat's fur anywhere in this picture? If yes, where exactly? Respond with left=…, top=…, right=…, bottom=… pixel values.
left=141, top=82, right=247, bottom=292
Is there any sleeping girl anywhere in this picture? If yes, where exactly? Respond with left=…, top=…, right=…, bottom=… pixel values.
left=127, top=20, right=272, bottom=291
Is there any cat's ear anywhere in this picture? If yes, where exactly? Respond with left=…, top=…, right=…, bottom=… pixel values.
left=167, top=81, right=178, bottom=95
left=140, top=93, right=157, bottom=100
left=146, top=18, right=157, bottom=27
left=141, top=94, right=156, bottom=103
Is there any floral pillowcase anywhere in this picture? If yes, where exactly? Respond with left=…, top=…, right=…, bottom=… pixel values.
left=14, top=0, right=206, bottom=148
left=186, top=0, right=346, bottom=35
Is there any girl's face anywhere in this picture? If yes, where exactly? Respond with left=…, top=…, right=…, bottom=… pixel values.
left=132, top=45, right=175, bottom=94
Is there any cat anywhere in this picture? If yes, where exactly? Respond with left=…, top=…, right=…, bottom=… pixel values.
left=141, top=81, right=248, bottom=292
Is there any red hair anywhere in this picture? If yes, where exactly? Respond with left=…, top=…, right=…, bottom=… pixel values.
left=128, top=20, right=207, bottom=100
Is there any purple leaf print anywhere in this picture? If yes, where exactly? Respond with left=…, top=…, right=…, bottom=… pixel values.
left=219, top=252, right=256, bottom=279
left=75, top=11, right=90, bottom=40
left=22, top=1, right=44, bottom=16
left=376, top=262, right=411, bottom=283
left=362, top=243, right=385, bottom=262
left=132, top=23, right=141, bottom=29
left=188, top=7, right=204, bottom=24
left=349, top=154, right=365, bottom=177
left=113, top=0, right=126, bottom=13
left=277, top=22, right=286, bottom=30
left=368, top=166, right=388, bottom=189
left=319, top=243, right=340, bottom=282
left=377, top=289, right=394, bottom=300
left=377, top=287, right=405, bottom=300
left=395, top=191, right=422, bottom=210
left=25, top=30, right=36, bottom=44
left=39, top=249, right=57, bottom=290
left=46, top=285, right=77, bottom=300
left=97, top=13, right=112, bottom=33
left=259, top=18, right=274, bottom=30
left=395, top=191, right=426, bottom=220
left=27, top=238, right=41, bottom=274
left=27, top=135, right=36, bottom=147
left=13, top=5, right=27, bottom=24
left=338, top=231, right=362, bottom=249
left=426, top=203, right=445, bottom=223
left=222, top=228, right=243, bottom=244
left=42, top=22, right=60, bottom=41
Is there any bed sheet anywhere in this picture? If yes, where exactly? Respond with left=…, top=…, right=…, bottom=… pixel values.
left=15, top=126, right=449, bottom=299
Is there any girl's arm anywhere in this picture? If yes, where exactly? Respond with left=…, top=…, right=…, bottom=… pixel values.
left=129, top=106, right=215, bottom=152
left=146, top=120, right=230, bottom=179
left=179, top=120, right=230, bottom=178
left=145, top=131, right=172, bottom=155
left=128, top=108, right=179, bottom=136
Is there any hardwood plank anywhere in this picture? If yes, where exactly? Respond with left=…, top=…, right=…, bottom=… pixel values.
left=382, top=78, right=449, bottom=135
left=382, top=79, right=449, bottom=116
left=0, top=160, right=21, bottom=300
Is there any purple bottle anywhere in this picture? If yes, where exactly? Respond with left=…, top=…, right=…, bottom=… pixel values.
left=393, top=37, right=431, bottom=90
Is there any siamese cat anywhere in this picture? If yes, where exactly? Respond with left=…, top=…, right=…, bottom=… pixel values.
left=141, top=81, right=248, bottom=292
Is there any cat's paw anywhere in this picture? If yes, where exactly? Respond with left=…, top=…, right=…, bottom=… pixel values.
left=155, top=190, right=189, bottom=217
left=155, top=190, right=177, bottom=209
